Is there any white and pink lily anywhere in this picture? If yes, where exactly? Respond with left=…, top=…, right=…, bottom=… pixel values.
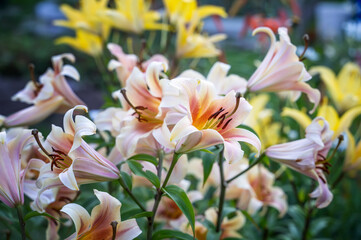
left=266, top=117, right=334, bottom=208
left=4, top=54, right=84, bottom=127
left=247, top=27, right=320, bottom=113
left=108, top=43, right=168, bottom=86
left=180, top=62, right=247, bottom=95
left=114, top=62, right=168, bottom=159
left=226, top=162, right=288, bottom=216
left=154, top=78, right=261, bottom=163
left=34, top=105, right=120, bottom=197
left=61, top=189, right=141, bottom=240
left=0, top=128, right=33, bottom=207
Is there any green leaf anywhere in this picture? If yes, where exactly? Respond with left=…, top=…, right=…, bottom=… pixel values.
left=131, top=211, right=153, bottom=219
left=240, top=209, right=261, bottom=231
left=127, top=160, right=160, bottom=188
left=162, top=185, right=195, bottom=237
left=128, top=154, right=158, bottom=166
left=201, top=147, right=222, bottom=187
left=24, top=211, right=59, bottom=222
left=120, top=171, right=133, bottom=191
left=152, top=229, right=194, bottom=240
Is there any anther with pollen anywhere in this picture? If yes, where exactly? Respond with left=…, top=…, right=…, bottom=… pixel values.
left=299, top=34, right=309, bottom=61
left=120, top=88, right=148, bottom=122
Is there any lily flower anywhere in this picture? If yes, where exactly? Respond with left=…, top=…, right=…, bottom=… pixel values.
left=247, top=27, right=320, bottom=113
left=310, top=62, right=361, bottom=111
left=100, top=0, right=167, bottom=34
left=176, top=19, right=226, bottom=59
left=4, top=54, right=84, bottom=127
left=34, top=105, right=120, bottom=196
left=54, top=0, right=111, bottom=40
left=0, top=128, right=33, bottom=207
left=163, top=0, right=227, bottom=25
left=226, top=162, right=288, bottom=216
left=205, top=208, right=245, bottom=239
left=266, top=117, right=334, bottom=208
left=115, top=62, right=168, bottom=158
left=154, top=78, right=261, bottom=163
left=55, top=29, right=103, bottom=56
left=179, top=62, right=247, bottom=95
left=282, top=98, right=361, bottom=139
left=61, top=189, right=141, bottom=240
left=107, top=43, right=168, bottom=86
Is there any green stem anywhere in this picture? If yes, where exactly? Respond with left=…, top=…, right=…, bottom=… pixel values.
left=117, top=178, right=146, bottom=211
left=157, top=150, right=164, bottom=180
left=16, top=205, right=26, bottom=240
left=147, top=153, right=181, bottom=240
left=216, top=147, right=226, bottom=233
left=226, top=152, right=265, bottom=184
left=161, top=153, right=181, bottom=189
left=302, top=205, right=315, bottom=240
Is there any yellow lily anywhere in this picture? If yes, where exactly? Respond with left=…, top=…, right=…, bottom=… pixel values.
left=310, top=62, right=361, bottom=111
left=54, top=0, right=111, bottom=40
left=163, top=0, right=227, bottom=24
left=282, top=98, right=361, bottom=139
left=176, top=18, right=226, bottom=59
left=55, top=29, right=103, bottom=56
left=244, top=94, right=285, bottom=149
left=100, top=0, right=167, bottom=34
left=344, top=131, right=361, bottom=174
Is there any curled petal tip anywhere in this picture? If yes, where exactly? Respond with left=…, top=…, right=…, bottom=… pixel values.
left=252, top=27, right=276, bottom=45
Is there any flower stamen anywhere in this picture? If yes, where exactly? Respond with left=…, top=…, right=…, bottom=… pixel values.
left=120, top=88, right=148, bottom=122
left=32, top=129, right=73, bottom=171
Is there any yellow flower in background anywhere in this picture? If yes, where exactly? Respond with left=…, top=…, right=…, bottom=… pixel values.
left=100, top=0, right=168, bottom=34
left=310, top=63, right=361, bottom=111
left=282, top=98, right=361, bottom=139
left=54, top=0, right=111, bottom=40
left=244, top=94, right=285, bottom=149
left=176, top=19, right=226, bottom=59
left=55, top=29, right=103, bottom=56
left=344, top=131, right=361, bottom=175
left=163, top=0, right=227, bottom=24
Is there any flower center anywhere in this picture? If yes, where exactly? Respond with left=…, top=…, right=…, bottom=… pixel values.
left=202, top=92, right=241, bottom=131
left=120, top=88, right=149, bottom=122
left=32, top=130, right=73, bottom=171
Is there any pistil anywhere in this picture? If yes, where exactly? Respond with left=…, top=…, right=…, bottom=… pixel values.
left=299, top=34, right=309, bottom=61
left=28, top=64, right=43, bottom=92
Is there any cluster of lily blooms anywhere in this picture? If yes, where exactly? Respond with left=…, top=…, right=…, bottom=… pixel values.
left=2, top=22, right=360, bottom=239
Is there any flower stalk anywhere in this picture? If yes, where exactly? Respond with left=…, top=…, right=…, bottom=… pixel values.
left=216, top=146, right=226, bottom=233
left=147, top=152, right=181, bottom=240
left=16, top=205, right=26, bottom=240
left=226, top=152, right=265, bottom=184
left=117, top=178, right=146, bottom=212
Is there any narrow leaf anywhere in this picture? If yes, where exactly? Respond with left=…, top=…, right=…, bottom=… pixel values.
left=152, top=229, right=194, bottom=240
left=201, top=147, right=222, bottom=186
left=120, top=171, right=133, bottom=191
left=131, top=211, right=153, bottom=219
left=128, top=154, right=158, bottom=166
left=162, top=185, right=196, bottom=237
left=127, top=160, right=160, bottom=188
left=240, top=209, right=261, bottom=231
left=24, top=211, right=59, bottom=222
